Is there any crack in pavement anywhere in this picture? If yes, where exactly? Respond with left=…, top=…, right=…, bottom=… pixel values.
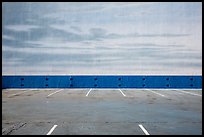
left=2, top=122, right=27, bottom=135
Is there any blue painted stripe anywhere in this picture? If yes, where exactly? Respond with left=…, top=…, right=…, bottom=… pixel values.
left=2, top=75, right=202, bottom=89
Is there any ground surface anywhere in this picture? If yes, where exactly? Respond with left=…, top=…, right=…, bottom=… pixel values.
left=2, top=88, right=202, bottom=135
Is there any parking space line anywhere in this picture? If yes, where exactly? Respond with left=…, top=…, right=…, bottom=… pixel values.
left=118, top=89, right=126, bottom=97
left=179, top=90, right=202, bottom=97
left=138, top=124, right=150, bottom=135
left=148, top=90, right=167, bottom=98
left=47, top=89, right=63, bottom=97
left=86, top=88, right=92, bottom=96
left=8, top=91, right=29, bottom=97
left=46, top=125, right=58, bottom=135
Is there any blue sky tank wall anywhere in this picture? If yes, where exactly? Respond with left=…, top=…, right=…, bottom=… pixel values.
left=2, top=75, right=202, bottom=89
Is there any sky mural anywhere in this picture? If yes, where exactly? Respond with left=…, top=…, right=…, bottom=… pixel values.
left=2, top=2, right=202, bottom=75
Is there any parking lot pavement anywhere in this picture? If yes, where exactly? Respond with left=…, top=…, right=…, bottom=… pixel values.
left=2, top=89, right=202, bottom=135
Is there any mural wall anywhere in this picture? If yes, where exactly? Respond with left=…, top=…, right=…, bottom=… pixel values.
left=2, top=2, right=202, bottom=75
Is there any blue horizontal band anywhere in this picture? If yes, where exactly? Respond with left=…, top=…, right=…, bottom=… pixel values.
left=2, top=75, right=202, bottom=89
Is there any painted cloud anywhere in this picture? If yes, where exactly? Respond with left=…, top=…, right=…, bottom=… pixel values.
left=2, top=2, right=202, bottom=75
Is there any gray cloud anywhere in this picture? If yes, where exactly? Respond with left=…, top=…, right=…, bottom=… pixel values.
left=70, top=26, right=82, bottom=32
left=135, top=33, right=190, bottom=37
left=3, top=39, right=201, bottom=71
left=3, top=22, right=191, bottom=50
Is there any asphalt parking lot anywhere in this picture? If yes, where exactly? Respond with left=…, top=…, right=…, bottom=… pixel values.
left=2, top=88, right=202, bottom=135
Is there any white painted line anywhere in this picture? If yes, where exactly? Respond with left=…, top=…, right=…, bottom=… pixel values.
left=6, top=88, right=56, bottom=90
left=31, top=89, right=55, bottom=91
left=92, top=88, right=118, bottom=90
left=46, top=125, right=58, bottom=135
left=86, top=88, right=92, bottom=96
left=47, top=89, right=63, bottom=97
left=118, top=89, right=126, bottom=97
left=166, top=88, right=201, bottom=90
left=8, top=90, right=29, bottom=97
left=6, top=89, right=26, bottom=91
left=179, top=90, right=202, bottom=97
left=117, top=88, right=202, bottom=91
left=148, top=90, right=167, bottom=98
left=139, top=124, right=150, bottom=135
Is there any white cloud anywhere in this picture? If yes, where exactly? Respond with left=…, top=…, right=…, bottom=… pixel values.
left=4, top=25, right=39, bottom=32
left=50, top=25, right=85, bottom=34
left=2, top=35, right=15, bottom=40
